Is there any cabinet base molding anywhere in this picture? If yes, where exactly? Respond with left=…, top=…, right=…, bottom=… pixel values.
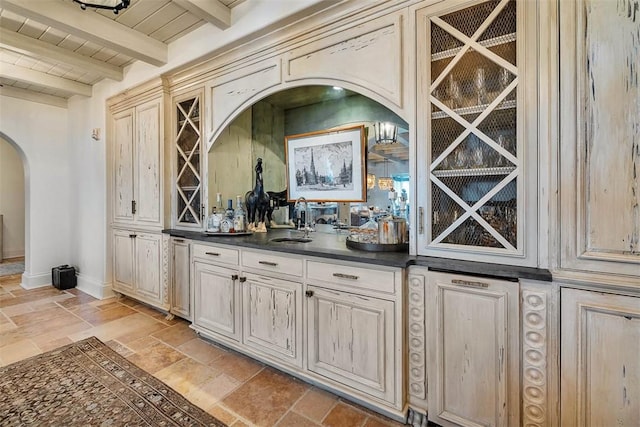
left=406, top=408, right=428, bottom=427
left=191, top=324, right=407, bottom=423
left=112, top=287, right=170, bottom=313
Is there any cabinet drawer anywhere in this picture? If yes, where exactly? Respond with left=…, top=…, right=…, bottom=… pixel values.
left=193, top=243, right=239, bottom=266
left=242, top=250, right=303, bottom=277
left=306, top=261, right=396, bottom=294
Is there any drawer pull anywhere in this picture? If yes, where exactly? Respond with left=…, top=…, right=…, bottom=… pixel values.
left=305, top=290, right=314, bottom=298
left=333, top=273, right=359, bottom=280
left=239, top=277, right=247, bottom=283
left=174, top=239, right=185, bottom=243
left=259, top=261, right=278, bottom=267
left=452, top=279, right=489, bottom=288
left=205, top=252, right=220, bottom=257
left=231, top=274, right=238, bottom=281
left=129, top=234, right=137, bottom=238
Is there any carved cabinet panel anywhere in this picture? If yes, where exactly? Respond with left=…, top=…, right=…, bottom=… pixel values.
left=426, top=271, right=519, bottom=427
left=561, top=288, right=640, bottom=426
left=242, top=273, right=302, bottom=368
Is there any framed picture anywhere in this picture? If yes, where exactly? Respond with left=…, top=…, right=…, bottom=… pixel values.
left=285, top=124, right=366, bottom=202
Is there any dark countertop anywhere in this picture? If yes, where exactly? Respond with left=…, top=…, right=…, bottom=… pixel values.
left=163, top=228, right=551, bottom=282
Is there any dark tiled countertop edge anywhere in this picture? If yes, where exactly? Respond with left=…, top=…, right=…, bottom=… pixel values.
left=163, top=229, right=551, bottom=282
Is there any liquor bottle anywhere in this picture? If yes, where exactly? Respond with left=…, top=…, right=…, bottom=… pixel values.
left=220, top=199, right=235, bottom=233
left=209, top=193, right=224, bottom=233
left=234, top=195, right=246, bottom=232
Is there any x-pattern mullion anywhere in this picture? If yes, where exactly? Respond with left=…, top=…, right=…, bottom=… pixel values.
left=430, top=78, right=519, bottom=171
left=430, top=0, right=514, bottom=91
left=430, top=170, right=518, bottom=250
left=177, top=185, right=201, bottom=223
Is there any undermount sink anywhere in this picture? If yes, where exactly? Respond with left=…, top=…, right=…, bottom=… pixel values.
left=270, top=237, right=313, bottom=243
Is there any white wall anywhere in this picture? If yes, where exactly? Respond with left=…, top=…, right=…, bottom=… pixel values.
left=0, top=136, right=25, bottom=259
left=0, top=99, right=70, bottom=288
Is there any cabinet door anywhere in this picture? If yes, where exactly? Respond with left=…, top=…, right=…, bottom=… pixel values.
left=242, top=273, right=302, bottom=367
left=306, top=286, right=395, bottom=403
left=174, top=92, right=203, bottom=228
left=134, top=233, right=162, bottom=304
left=561, top=288, right=640, bottom=426
left=170, top=238, right=191, bottom=320
left=112, top=109, right=134, bottom=223
left=416, top=0, right=538, bottom=265
left=113, top=229, right=135, bottom=292
left=193, top=261, right=241, bottom=341
left=135, top=99, right=162, bottom=225
left=426, top=272, right=519, bottom=427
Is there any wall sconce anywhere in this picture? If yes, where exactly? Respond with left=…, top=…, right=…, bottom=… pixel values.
left=73, top=0, right=130, bottom=14
left=367, top=173, right=376, bottom=189
left=374, top=122, right=398, bottom=145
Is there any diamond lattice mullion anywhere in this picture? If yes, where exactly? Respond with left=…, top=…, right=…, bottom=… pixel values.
left=430, top=170, right=518, bottom=249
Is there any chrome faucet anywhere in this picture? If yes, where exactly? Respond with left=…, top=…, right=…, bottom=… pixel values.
left=294, top=197, right=313, bottom=238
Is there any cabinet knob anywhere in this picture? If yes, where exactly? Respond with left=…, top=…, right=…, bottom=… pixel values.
left=305, top=290, right=314, bottom=298
left=231, top=274, right=238, bottom=281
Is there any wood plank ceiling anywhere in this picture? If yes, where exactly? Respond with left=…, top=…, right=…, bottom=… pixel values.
left=0, top=0, right=243, bottom=107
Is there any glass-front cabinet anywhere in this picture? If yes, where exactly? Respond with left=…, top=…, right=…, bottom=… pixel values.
left=416, top=0, right=537, bottom=265
left=173, top=90, right=204, bottom=229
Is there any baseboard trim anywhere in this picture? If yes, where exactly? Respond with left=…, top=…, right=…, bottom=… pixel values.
left=77, top=275, right=114, bottom=300
left=21, top=272, right=50, bottom=289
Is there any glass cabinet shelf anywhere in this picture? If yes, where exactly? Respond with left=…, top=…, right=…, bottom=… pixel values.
left=432, top=99, right=515, bottom=119
left=431, top=33, right=516, bottom=61
left=432, top=166, right=515, bottom=178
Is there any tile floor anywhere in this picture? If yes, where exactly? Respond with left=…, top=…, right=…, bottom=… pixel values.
left=0, top=272, right=406, bottom=427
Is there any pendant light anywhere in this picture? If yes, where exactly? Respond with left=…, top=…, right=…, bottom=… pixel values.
left=378, top=159, right=394, bottom=190
left=73, top=0, right=130, bottom=14
left=374, top=122, right=398, bottom=145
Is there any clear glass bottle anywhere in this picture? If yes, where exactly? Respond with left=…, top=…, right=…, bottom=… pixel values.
left=208, top=193, right=223, bottom=233
left=234, top=195, right=246, bottom=232
left=220, top=199, right=235, bottom=233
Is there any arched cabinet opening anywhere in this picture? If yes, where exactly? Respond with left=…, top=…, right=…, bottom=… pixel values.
left=199, top=85, right=409, bottom=230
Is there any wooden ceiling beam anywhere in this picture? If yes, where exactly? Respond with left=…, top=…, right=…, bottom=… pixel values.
left=0, top=85, right=68, bottom=108
left=0, top=0, right=167, bottom=66
left=0, top=62, right=92, bottom=97
left=172, top=0, right=231, bottom=29
left=0, top=28, right=123, bottom=81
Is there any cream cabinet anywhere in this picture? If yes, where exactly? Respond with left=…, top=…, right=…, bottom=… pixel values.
left=306, top=285, right=395, bottom=403
left=415, top=0, right=538, bottom=266
left=242, top=272, right=302, bottom=368
left=110, top=96, right=164, bottom=229
left=561, top=288, right=640, bottom=426
left=422, top=270, right=519, bottom=427
left=112, top=229, right=167, bottom=310
left=170, top=237, right=191, bottom=320
left=172, top=89, right=204, bottom=229
left=192, top=259, right=241, bottom=342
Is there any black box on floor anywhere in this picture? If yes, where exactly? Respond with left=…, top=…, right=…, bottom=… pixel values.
left=52, top=265, right=76, bottom=290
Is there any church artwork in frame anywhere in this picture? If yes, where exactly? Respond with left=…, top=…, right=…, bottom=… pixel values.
left=285, top=125, right=366, bottom=202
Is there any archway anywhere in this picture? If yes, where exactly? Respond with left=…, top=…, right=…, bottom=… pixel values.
left=0, top=132, right=29, bottom=279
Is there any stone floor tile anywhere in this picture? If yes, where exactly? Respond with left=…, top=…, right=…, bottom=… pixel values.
left=0, top=303, right=34, bottom=317
left=152, top=322, right=198, bottom=347
left=0, top=338, right=41, bottom=365
left=105, top=340, right=134, bottom=357
left=178, top=338, right=227, bottom=365
left=207, top=405, right=238, bottom=426
left=36, top=337, right=73, bottom=352
left=74, top=304, right=137, bottom=326
left=126, top=339, right=186, bottom=374
left=293, top=388, right=339, bottom=422
left=207, top=351, right=264, bottom=383
left=185, top=373, right=241, bottom=409
left=154, top=357, right=221, bottom=395
left=322, top=402, right=368, bottom=427
left=222, top=368, right=308, bottom=427
left=276, top=411, right=322, bottom=427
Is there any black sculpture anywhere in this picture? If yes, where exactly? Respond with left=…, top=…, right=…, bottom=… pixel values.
left=245, top=158, right=270, bottom=232
left=266, top=189, right=295, bottom=226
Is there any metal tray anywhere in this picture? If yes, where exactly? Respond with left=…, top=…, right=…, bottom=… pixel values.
left=346, top=238, right=409, bottom=252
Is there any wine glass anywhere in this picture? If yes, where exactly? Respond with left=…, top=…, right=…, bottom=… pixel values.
left=448, top=74, right=462, bottom=109
left=499, top=68, right=511, bottom=91
left=474, top=67, right=487, bottom=105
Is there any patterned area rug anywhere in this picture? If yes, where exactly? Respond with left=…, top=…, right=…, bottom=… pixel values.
left=0, top=261, right=24, bottom=277
left=0, top=337, right=226, bottom=426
